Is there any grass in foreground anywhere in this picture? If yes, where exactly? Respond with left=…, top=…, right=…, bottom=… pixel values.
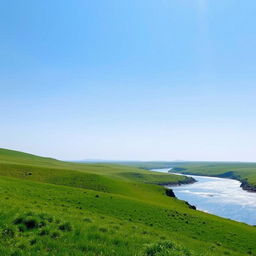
left=0, top=148, right=255, bottom=255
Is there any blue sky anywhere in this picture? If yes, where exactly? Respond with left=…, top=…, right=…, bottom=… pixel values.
left=1, top=0, right=256, bottom=161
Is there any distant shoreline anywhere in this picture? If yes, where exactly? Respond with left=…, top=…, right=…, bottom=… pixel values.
left=171, top=168, right=256, bottom=194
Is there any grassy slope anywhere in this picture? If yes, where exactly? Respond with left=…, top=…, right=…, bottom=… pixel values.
left=0, top=149, right=255, bottom=255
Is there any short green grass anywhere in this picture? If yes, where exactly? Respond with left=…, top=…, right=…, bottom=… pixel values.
left=0, top=149, right=255, bottom=255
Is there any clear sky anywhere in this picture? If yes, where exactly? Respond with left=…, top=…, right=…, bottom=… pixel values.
left=1, top=0, right=256, bottom=161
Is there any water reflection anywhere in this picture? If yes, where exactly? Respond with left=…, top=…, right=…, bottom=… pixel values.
left=151, top=168, right=256, bottom=225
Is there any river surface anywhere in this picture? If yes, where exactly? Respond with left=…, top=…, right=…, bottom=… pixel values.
left=151, top=168, right=256, bottom=225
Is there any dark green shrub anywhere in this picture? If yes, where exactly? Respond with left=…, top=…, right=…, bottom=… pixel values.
left=38, top=220, right=47, bottom=228
left=2, top=225, right=16, bottom=238
left=143, top=241, right=192, bottom=256
left=144, top=241, right=174, bottom=256
left=99, top=227, right=108, bottom=233
left=17, top=224, right=26, bottom=232
left=83, top=218, right=92, bottom=223
left=59, top=222, right=72, bottom=232
left=30, top=238, right=37, bottom=245
left=38, top=213, right=54, bottom=222
left=39, top=228, right=50, bottom=236
left=13, top=216, right=25, bottom=225
left=23, top=216, right=40, bottom=229
left=51, top=231, right=61, bottom=239
left=14, top=214, right=40, bottom=229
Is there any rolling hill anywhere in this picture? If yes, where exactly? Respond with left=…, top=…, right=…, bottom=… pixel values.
left=0, top=148, right=255, bottom=255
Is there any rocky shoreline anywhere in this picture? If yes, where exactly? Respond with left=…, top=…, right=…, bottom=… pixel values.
left=151, top=168, right=198, bottom=210
left=240, top=180, right=256, bottom=193
left=208, top=171, right=256, bottom=193
left=165, top=188, right=197, bottom=210
left=157, top=176, right=197, bottom=187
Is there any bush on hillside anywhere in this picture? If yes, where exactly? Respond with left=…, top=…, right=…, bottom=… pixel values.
left=143, top=241, right=192, bottom=256
left=58, top=222, right=72, bottom=232
left=1, top=225, right=16, bottom=238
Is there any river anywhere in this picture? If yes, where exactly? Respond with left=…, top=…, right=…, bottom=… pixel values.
left=151, top=168, right=256, bottom=225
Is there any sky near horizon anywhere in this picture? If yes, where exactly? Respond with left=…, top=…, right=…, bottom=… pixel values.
left=1, top=1, right=256, bottom=161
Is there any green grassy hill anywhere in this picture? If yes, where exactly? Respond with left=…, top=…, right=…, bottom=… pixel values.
left=0, top=149, right=255, bottom=256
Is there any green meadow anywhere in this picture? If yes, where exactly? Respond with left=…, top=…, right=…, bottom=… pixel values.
left=0, top=149, right=255, bottom=256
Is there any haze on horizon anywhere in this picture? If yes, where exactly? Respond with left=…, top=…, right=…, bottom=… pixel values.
left=1, top=1, right=256, bottom=162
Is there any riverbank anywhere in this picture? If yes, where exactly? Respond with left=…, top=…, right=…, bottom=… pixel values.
left=240, top=180, right=256, bottom=192
left=157, top=175, right=196, bottom=186
left=166, top=173, right=256, bottom=225
left=117, top=161, right=256, bottom=193
left=150, top=168, right=198, bottom=211
left=171, top=167, right=256, bottom=193
left=1, top=149, right=256, bottom=255
left=151, top=167, right=256, bottom=225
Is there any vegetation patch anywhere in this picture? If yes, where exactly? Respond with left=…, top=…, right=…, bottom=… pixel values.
left=142, top=241, right=193, bottom=256
left=0, top=149, right=254, bottom=255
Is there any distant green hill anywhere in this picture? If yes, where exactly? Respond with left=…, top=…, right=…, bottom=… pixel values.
left=120, top=160, right=256, bottom=191
left=0, top=148, right=255, bottom=255
left=169, top=161, right=256, bottom=191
